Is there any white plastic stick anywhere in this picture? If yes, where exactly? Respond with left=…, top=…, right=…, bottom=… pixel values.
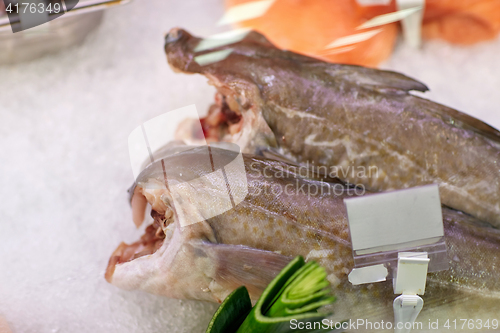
left=396, top=0, right=425, bottom=48
left=194, top=28, right=251, bottom=52
left=324, top=29, right=382, bottom=49
left=356, top=7, right=422, bottom=30
left=217, top=0, right=275, bottom=26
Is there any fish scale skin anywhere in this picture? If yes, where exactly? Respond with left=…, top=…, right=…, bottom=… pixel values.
left=264, top=93, right=500, bottom=225
left=165, top=28, right=500, bottom=228
left=216, top=154, right=500, bottom=293
left=207, top=159, right=354, bottom=270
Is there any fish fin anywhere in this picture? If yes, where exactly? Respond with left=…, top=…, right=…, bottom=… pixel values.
left=415, top=96, right=500, bottom=143
left=238, top=30, right=427, bottom=93
left=322, top=64, right=428, bottom=93
left=203, top=243, right=292, bottom=300
left=166, top=28, right=426, bottom=93
left=238, top=30, right=428, bottom=93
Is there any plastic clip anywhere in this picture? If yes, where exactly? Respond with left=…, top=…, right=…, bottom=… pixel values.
left=393, top=252, right=429, bottom=333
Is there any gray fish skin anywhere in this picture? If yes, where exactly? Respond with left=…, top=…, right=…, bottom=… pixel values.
left=164, top=28, right=500, bottom=228
left=106, top=147, right=500, bottom=331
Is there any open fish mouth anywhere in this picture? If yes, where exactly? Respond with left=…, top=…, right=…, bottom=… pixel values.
left=104, top=145, right=251, bottom=297
left=175, top=87, right=276, bottom=156
left=105, top=182, right=176, bottom=283
left=174, top=94, right=244, bottom=148
left=199, top=93, right=243, bottom=142
left=104, top=148, right=298, bottom=302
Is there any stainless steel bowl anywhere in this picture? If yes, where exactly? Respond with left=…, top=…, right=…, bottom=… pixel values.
left=0, top=0, right=131, bottom=64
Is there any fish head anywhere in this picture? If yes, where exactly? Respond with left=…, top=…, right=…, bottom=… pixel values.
left=105, top=145, right=255, bottom=302
left=164, top=27, right=278, bottom=74
left=165, top=28, right=280, bottom=154
left=164, top=28, right=201, bottom=74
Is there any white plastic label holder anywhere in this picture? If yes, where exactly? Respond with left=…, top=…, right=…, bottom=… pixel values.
left=345, top=184, right=448, bottom=281
left=393, top=294, right=424, bottom=333
left=393, top=252, right=429, bottom=295
left=393, top=252, right=429, bottom=333
left=345, top=185, right=442, bottom=332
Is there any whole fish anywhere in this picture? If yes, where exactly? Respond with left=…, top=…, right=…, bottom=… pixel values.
left=165, top=28, right=500, bottom=229
left=106, top=146, right=500, bottom=330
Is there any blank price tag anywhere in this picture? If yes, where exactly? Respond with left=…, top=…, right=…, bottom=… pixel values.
left=345, top=184, right=443, bottom=254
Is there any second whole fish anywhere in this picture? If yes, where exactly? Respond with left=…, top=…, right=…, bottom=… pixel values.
left=106, top=146, right=500, bottom=331
left=165, top=28, right=500, bottom=229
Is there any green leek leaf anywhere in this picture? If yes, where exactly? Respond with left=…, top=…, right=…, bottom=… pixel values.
left=206, top=256, right=336, bottom=333
left=206, top=286, right=252, bottom=333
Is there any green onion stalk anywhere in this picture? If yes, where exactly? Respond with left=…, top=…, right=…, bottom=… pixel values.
left=206, top=256, right=336, bottom=333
